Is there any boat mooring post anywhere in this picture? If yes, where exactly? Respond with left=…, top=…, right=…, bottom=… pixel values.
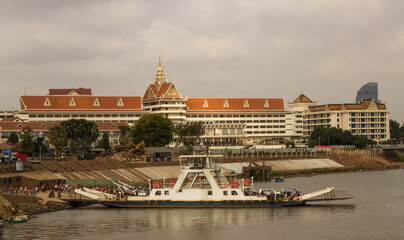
left=148, top=179, right=151, bottom=192
left=241, top=179, right=245, bottom=193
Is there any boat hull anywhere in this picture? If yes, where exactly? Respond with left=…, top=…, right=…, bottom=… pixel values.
left=97, top=200, right=306, bottom=208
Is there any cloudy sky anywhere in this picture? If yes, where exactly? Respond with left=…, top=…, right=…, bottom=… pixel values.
left=0, top=0, right=403, bottom=122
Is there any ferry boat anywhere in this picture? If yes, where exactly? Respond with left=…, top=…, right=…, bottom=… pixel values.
left=71, top=155, right=354, bottom=208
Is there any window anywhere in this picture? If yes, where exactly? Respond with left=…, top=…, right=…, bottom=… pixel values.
left=155, top=191, right=161, bottom=195
left=164, top=191, right=169, bottom=195
left=231, top=191, right=238, bottom=195
left=223, top=191, right=228, bottom=196
left=208, top=191, right=213, bottom=196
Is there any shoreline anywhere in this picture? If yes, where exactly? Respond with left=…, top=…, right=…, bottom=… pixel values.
left=270, top=165, right=403, bottom=178
left=1, top=165, right=403, bottom=223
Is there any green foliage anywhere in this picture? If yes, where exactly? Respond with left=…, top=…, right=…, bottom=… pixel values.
left=250, top=168, right=262, bottom=179
left=60, top=119, right=99, bottom=152
left=118, top=125, right=131, bottom=147
left=309, top=127, right=373, bottom=149
left=285, top=141, right=295, bottom=148
left=48, top=125, right=68, bottom=157
left=7, top=132, right=19, bottom=145
left=19, top=127, right=34, bottom=154
left=390, top=119, right=400, bottom=140
left=174, top=122, right=203, bottom=151
left=383, top=151, right=404, bottom=162
left=98, top=132, right=111, bottom=151
left=132, top=114, right=173, bottom=147
left=307, top=139, right=317, bottom=148
left=34, top=136, right=49, bottom=155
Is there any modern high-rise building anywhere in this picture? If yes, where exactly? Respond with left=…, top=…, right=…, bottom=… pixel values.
left=356, top=82, right=378, bottom=103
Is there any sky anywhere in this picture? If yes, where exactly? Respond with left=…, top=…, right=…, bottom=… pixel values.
left=0, top=0, right=403, bottom=123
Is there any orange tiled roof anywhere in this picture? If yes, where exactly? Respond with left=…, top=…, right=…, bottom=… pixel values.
left=0, top=117, right=22, bottom=122
left=377, top=103, right=386, bottom=109
left=143, top=82, right=177, bottom=100
left=363, top=99, right=372, bottom=108
left=328, top=104, right=342, bottom=110
left=20, top=96, right=143, bottom=112
left=344, top=104, right=363, bottom=110
left=309, top=105, right=326, bottom=112
left=0, top=122, right=129, bottom=131
left=49, top=88, right=92, bottom=95
left=186, top=98, right=285, bottom=112
left=292, top=93, right=313, bottom=103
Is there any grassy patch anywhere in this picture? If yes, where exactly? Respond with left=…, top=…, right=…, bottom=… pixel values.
left=383, top=151, right=404, bottom=162
left=270, top=167, right=352, bottom=177
left=11, top=201, right=20, bottom=209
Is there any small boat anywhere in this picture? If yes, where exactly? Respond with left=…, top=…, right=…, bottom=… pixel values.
left=71, top=155, right=354, bottom=208
left=275, top=177, right=285, bottom=183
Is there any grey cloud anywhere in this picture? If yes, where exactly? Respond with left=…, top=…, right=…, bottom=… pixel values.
left=0, top=0, right=403, bottom=122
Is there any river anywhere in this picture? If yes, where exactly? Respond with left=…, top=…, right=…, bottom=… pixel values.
left=2, top=169, right=404, bottom=240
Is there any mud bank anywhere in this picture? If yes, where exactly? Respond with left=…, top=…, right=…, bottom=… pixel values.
left=0, top=193, right=70, bottom=223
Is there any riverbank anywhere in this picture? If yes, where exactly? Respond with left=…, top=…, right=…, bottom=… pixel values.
left=1, top=152, right=403, bottom=223
left=0, top=192, right=70, bottom=224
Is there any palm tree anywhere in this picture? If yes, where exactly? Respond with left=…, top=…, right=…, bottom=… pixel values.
left=48, top=125, right=67, bottom=158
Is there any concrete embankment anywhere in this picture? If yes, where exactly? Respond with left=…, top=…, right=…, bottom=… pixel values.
left=13, top=158, right=344, bottom=185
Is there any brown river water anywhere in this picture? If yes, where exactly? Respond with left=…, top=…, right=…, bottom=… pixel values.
left=2, top=169, right=404, bottom=240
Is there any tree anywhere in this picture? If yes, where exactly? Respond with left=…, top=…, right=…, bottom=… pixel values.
left=34, top=136, right=48, bottom=156
left=118, top=125, right=131, bottom=147
left=309, top=127, right=374, bottom=148
left=7, top=132, right=19, bottom=145
left=353, top=135, right=370, bottom=149
left=390, top=120, right=400, bottom=140
left=48, top=125, right=68, bottom=158
left=285, top=141, right=296, bottom=148
left=19, top=127, right=34, bottom=155
left=132, top=114, right=173, bottom=147
left=174, top=122, right=203, bottom=151
left=98, top=132, right=111, bottom=151
left=307, top=139, right=317, bottom=148
left=60, top=119, right=99, bottom=152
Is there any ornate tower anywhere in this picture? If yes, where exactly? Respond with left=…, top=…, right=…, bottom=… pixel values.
left=142, top=57, right=186, bottom=122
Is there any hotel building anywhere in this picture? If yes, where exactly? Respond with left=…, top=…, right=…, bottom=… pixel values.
left=0, top=58, right=391, bottom=145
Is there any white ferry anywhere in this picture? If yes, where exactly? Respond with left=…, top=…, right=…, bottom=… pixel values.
left=71, top=155, right=354, bottom=207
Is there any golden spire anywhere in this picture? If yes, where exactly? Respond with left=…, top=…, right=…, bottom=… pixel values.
left=155, top=56, right=165, bottom=85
